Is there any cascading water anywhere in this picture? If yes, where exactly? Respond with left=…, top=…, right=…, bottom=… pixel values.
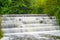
left=1, top=14, right=60, bottom=40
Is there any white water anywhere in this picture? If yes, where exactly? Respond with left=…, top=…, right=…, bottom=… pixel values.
left=1, top=14, right=60, bottom=40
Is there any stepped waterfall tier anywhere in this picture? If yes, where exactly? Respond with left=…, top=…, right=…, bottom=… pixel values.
left=0, top=14, right=60, bottom=40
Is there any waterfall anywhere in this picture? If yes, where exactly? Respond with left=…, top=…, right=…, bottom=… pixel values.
left=1, top=14, right=60, bottom=40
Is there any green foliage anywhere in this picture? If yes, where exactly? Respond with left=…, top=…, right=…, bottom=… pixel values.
left=54, top=6, right=60, bottom=28
left=0, top=28, right=3, bottom=39
left=0, top=0, right=47, bottom=14
left=0, top=0, right=59, bottom=14
left=0, top=0, right=23, bottom=14
left=0, top=17, right=3, bottom=39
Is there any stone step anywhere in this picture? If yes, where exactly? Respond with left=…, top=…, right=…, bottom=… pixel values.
left=1, top=23, right=57, bottom=28
left=1, top=14, right=53, bottom=17
left=38, top=37, right=54, bottom=40
left=0, top=37, right=10, bottom=40
left=2, top=26, right=59, bottom=33
left=2, top=17, right=56, bottom=24
left=2, top=16, right=55, bottom=20
left=2, top=18, right=56, bottom=24
left=3, top=30, right=60, bottom=36
left=24, top=24, right=57, bottom=27
left=2, top=19, right=56, bottom=24
left=1, top=36, right=55, bottom=40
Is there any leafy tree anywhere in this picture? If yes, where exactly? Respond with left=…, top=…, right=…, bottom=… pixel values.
left=43, top=0, right=58, bottom=16
left=0, top=0, right=29, bottom=14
